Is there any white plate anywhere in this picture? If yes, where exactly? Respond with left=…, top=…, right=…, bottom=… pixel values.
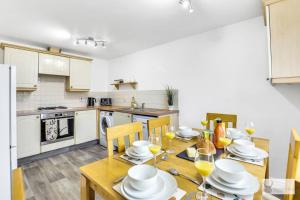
left=227, top=145, right=268, bottom=160
left=120, top=170, right=177, bottom=200
left=176, top=130, right=199, bottom=138
left=126, top=147, right=153, bottom=159
left=226, top=128, right=247, bottom=140
left=206, top=172, right=259, bottom=196
left=232, top=145, right=258, bottom=157
left=122, top=176, right=164, bottom=199
left=211, top=171, right=250, bottom=189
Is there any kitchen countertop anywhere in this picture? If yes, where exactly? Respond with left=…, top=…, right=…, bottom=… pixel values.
left=17, top=106, right=179, bottom=117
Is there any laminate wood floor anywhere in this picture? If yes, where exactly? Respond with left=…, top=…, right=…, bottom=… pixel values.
left=22, top=145, right=107, bottom=200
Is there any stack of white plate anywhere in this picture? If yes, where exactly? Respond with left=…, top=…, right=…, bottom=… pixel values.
left=206, top=159, right=259, bottom=196
left=120, top=165, right=178, bottom=200
left=226, top=128, right=247, bottom=140
left=176, top=126, right=199, bottom=138
left=125, top=140, right=153, bottom=160
left=227, top=140, right=268, bottom=160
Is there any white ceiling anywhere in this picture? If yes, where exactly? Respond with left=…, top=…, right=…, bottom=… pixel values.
left=0, top=0, right=262, bottom=59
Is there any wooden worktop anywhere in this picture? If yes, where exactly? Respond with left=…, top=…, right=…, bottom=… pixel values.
left=17, top=106, right=179, bottom=117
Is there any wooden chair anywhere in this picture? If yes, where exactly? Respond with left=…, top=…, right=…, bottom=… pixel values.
left=12, top=168, right=25, bottom=200
left=106, top=122, right=143, bottom=157
left=147, top=116, right=171, bottom=137
left=284, top=128, right=300, bottom=200
left=206, top=113, right=237, bottom=130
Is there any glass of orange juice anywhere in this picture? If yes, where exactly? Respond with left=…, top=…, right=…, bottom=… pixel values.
left=194, top=148, right=214, bottom=200
left=166, top=125, right=175, bottom=154
left=245, top=121, right=255, bottom=141
left=219, top=137, right=232, bottom=156
left=148, top=133, right=162, bottom=167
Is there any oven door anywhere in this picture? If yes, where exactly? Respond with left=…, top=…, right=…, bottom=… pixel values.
left=41, top=116, right=74, bottom=145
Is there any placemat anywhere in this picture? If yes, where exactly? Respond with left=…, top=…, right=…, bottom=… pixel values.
left=176, top=145, right=223, bottom=162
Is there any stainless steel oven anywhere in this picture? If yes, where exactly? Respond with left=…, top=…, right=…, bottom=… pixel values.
left=40, top=111, right=74, bottom=145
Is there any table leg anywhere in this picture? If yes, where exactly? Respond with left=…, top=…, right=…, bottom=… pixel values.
left=80, top=175, right=95, bottom=200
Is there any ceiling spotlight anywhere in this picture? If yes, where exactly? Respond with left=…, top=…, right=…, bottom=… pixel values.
left=75, top=37, right=107, bottom=49
left=179, top=0, right=194, bottom=13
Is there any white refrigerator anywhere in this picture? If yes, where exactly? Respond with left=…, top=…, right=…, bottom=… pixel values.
left=0, top=64, right=17, bottom=200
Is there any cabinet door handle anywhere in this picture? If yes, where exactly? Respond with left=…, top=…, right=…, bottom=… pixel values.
left=71, top=86, right=73, bottom=88
left=33, top=84, right=37, bottom=87
left=36, top=116, right=40, bottom=119
left=76, top=113, right=78, bottom=115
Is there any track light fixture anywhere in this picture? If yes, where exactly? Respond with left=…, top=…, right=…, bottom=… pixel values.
left=74, top=37, right=107, bottom=48
left=179, top=0, right=194, bottom=13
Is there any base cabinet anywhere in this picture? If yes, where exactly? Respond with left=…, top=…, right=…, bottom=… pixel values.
left=75, top=110, right=97, bottom=144
left=17, top=115, right=40, bottom=159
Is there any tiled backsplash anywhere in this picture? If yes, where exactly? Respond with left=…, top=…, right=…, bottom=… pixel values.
left=108, top=90, right=178, bottom=109
left=16, top=75, right=107, bottom=110
left=17, top=75, right=178, bottom=111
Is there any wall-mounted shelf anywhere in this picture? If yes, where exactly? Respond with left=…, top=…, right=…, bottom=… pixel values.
left=110, top=82, right=137, bottom=90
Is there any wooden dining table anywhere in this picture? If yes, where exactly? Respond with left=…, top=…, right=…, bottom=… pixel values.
left=80, top=136, right=269, bottom=200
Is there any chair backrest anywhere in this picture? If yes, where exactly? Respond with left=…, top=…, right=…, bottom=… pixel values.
left=106, top=122, right=143, bottom=157
left=147, top=116, right=171, bottom=137
left=206, top=113, right=237, bottom=130
left=12, top=168, right=25, bottom=200
left=284, top=128, right=300, bottom=200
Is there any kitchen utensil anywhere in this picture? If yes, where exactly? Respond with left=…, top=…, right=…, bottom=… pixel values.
left=168, top=168, right=200, bottom=185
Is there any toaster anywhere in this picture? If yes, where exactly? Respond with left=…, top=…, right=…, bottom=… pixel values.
left=100, top=98, right=112, bottom=106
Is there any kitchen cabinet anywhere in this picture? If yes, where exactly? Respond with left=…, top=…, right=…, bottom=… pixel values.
left=75, top=110, right=97, bottom=144
left=17, top=115, right=40, bottom=159
left=67, top=58, right=91, bottom=91
left=264, top=0, right=300, bottom=83
left=39, top=53, right=69, bottom=76
left=4, top=47, right=38, bottom=91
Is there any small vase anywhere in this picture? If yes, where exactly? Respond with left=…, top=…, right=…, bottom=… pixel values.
left=168, top=105, right=175, bottom=110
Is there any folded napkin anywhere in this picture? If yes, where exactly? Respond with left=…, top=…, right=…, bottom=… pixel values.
left=120, top=151, right=164, bottom=165
left=113, top=182, right=186, bottom=200
left=226, top=154, right=264, bottom=167
left=198, top=183, right=253, bottom=200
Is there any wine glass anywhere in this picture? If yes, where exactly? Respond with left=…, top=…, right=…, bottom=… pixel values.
left=194, top=148, right=215, bottom=200
left=245, top=121, right=255, bottom=141
left=165, top=125, right=175, bottom=154
left=148, top=133, right=162, bottom=167
left=219, top=137, right=232, bottom=156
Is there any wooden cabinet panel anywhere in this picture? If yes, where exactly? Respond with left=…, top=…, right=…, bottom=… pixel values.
left=17, top=115, right=40, bottom=158
left=75, top=110, right=97, bottom=144
left=68, top=58, right=91, bottom=91
left=268, top=0, right=300, bottom=80
left=39, top=53, right=69, bottom=76
left=4, top=47, right=38, bottom=90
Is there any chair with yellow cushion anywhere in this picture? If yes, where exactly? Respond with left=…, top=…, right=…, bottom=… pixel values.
left=147, top=116, right=171, bottom=137
left=106, top=122, right=143, bottom=157
left=206, top=113, right=237, bottom=130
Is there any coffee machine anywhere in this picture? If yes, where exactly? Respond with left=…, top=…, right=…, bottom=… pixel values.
left=87, top=97, right=96, bottom=107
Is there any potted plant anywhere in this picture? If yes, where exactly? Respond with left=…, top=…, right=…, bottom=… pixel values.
left=166, top=86, right=175, bottom=110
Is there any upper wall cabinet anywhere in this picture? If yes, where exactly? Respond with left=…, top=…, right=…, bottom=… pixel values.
left=264, top=0, right=300, bottom=84
left=4, top=47, right=38, bottom=91
left=67, top=58, right=91, bottom=91
left=39, top=53, right=70, bottom=76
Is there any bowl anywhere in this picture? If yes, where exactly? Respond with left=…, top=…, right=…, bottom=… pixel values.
left=132, top=140, right=150, bottom=154
left=226, top=128, right=244, bottom=139
left=233, top=139, right=255, bottom=147
left=127, top=164, right=158, bottom=191
left=215, top=159, right=245, bottom=183
left=179, top=126, right=193, bottom=135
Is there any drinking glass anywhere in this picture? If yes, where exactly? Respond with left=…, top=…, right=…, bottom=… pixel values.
left=194, top=148, right=215, bottom=200
left=148, top=133, right=162, bottom=167
left=219, top=137, right=232, bottom=156
left=245, top=121, right=255, bottom=141
left=201, top=120, right=208, bottom=130
left=165, top=125, right=175, bottom=154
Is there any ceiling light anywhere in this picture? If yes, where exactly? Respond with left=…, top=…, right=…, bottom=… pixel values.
left=75, top=37, right=107, bottom=49
left=179, top=0, right=194, bottom=13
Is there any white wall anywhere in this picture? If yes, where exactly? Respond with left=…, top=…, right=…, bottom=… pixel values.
left=108, top=17, right=300, bottom=178
left=90, top=58, right=109, bottom=92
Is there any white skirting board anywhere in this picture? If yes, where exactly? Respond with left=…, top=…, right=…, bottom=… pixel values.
left=41, top=139, right=75, bottom=153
